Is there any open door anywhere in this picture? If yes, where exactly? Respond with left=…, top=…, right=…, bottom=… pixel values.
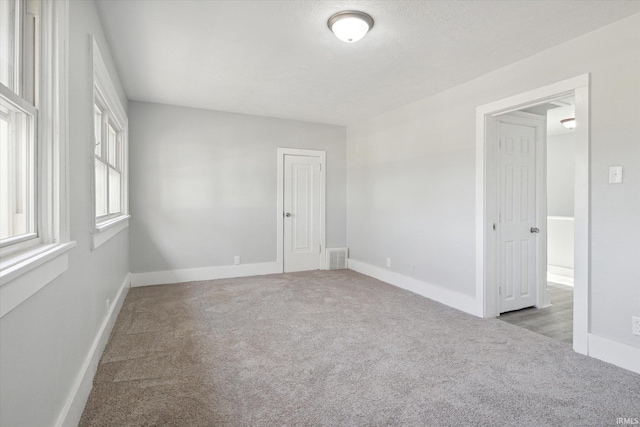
left=496, top=113, right=546, bottom=313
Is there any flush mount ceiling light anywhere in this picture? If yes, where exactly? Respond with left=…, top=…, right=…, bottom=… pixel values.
left=327, top=11, right=374, bottom=43
left=560, top=118, right=576, bottom=129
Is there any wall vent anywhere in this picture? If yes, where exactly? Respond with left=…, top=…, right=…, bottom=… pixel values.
left=326, top=247, right=348, bottom=270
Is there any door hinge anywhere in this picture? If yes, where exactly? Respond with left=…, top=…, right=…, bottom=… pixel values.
left=319, top=244, right=322, bottom=254
left=499, top=286, right=501, bottom=296
left=319, top=163, right=322, bottom=172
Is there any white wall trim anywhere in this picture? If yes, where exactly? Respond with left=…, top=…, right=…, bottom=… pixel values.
left=547, top=265, right=574, bottom=278
left=276, top=147, right=327, bottom=273
left=40, top=0, right=71, bottom=245
left=55, top=273, right=131, bottom=427
left=572, top=84, right=590, bottom=354
left=547, top=215, right=574, bottom=220
left=348, top=259, right=479, bottom=316
left=91, top=216, right=129, bottom=250
left=0, top=242, right=76, bottom=318
left=131, top=262, right=280, bottom=287
left=475, top=74, right=589, bottom=117
left=475, top=74, right=590, bottom=356
left=587, top=334, right=640, bottom=375
left=547, top=272, right=574, bottom=288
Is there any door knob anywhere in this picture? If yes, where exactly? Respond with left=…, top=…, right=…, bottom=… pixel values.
left=530, top=227, right=539, bottom=233
left=285, top=212, right=292, bottom=217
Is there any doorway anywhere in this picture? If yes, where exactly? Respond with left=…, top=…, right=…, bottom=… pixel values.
left=475, top=75, right=590, bottom=354
left=495, top=97, right=576, bottom=344
left=493, top=112, right=547, bottom=314
left=276, top=148, right=326, bottom=273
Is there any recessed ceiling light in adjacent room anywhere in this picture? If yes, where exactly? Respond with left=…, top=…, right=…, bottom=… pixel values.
left=327, top=11, right=374, bottom=43
left=560, top=118, right=576, bottom=129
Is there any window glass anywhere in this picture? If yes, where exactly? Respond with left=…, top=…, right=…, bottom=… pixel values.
left=1, top=0, right=39, bottom=247
left=94, top=106, right=102, bottom=157
left=95, top=160, right=107, bottom=216
left=108, top=168, right=121, bottom=214
left=94, top=103, right=125, bottom=219
left=0, top=96, right=35, bottom=240
left=0, top=0, right=20, bottom=92
left=117, top=133, right=123, bottom=170
left=107, top=123, right=117, bottom=167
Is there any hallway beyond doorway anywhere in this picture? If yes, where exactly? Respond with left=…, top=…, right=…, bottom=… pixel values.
left=499, top=282, right=573, bottom=344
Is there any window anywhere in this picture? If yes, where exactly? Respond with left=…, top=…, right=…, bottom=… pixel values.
left=91, top=38, right=129, bottom=249
left=0, top=0, right=74, bottom=318
left=94, top=94, right=123, bottom=218
left=1, top=0, right=37, bottom=247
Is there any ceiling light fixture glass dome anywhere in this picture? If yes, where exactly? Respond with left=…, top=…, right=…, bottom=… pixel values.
left=560, top=118, right=576, bottom=129
left=327, top=11, right=374, bottom=43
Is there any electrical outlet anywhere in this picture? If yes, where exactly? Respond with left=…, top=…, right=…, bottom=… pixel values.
left=632, top=317, right=640, bottom=336
left=234, top=256, right=240, bottom=265
left=386, top=257, right=391, bottom=268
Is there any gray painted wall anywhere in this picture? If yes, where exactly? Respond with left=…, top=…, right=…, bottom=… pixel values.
left=1, top=6, right=637, bottom=426
left=347, top=14, right=640, bottom=348
left=129, top=102, right=346, bottom=273
left=547, top=132, right=575, bottom=217
left=0, top=2, right=130, bottom=426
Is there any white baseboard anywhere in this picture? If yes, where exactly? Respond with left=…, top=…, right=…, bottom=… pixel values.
left=348, top=259, right=479, bottom=316
left=131, top=262, right=281, bottom=287
left=55, top=273, right=131, bottom=427
left=587, top=333, right=640, bottom=375
left=547, top=272, right=574, bottom=287
left=547, top=264, right=574, bottom=287
left=548, top=265, right=574, bottom=277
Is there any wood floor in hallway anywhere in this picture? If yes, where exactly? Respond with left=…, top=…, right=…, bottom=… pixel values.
left=498, top=282, right=573, bottom=344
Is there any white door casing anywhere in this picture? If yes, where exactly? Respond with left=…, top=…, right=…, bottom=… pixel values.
left=475, top=74, right=590, bottom=355
left=276, top=148, right=326, bottom=273
left=496, top=114, right=546, bottom=313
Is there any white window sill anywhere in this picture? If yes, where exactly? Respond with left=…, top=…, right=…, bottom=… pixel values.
left=92, top=215, right=130, bottom=249
left=0, top=241, right=76, bottom=318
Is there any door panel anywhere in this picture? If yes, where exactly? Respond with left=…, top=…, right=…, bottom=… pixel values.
left=499, top=119, right=539, bottom=313
left=284, top=155, right=321, bottom=272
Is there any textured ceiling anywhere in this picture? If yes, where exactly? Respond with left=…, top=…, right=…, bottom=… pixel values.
left=96, top=1, right=640, bottom=125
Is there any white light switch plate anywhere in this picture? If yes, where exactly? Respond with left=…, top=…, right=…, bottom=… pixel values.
left=609, top=166, right=623, bottom=184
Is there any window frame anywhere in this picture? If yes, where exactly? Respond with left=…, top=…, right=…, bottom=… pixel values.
left=94, top=88, right=123, bottom=221
left=0, top=0, right=74, bottom=319
left=90, top=37, right=129, bottom=250
left=0, top=88, right=38, bottom=249
left=0, top=0, right=38, bottom=250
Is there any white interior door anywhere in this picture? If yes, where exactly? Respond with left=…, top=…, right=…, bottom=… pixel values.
left=284, top=154, right=322, bottom=272
left=497, top=114, right=545, bottom=313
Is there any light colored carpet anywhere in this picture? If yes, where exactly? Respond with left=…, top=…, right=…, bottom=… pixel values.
left=80, top=270, right=639, bottom=426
